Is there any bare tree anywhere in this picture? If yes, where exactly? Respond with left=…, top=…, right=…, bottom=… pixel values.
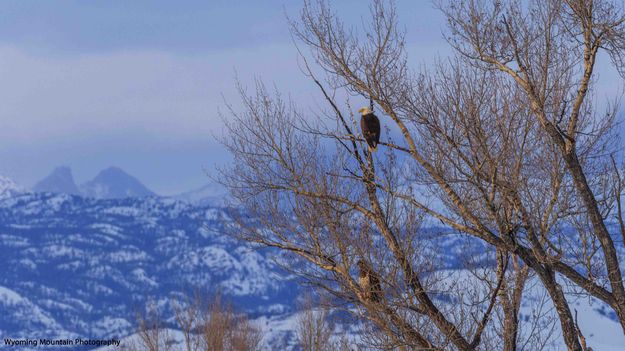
left=201, top=294, right=263, bottom=351
left=131, top=294, right=263, bottom=351
left=221, top=0, right=625, bottom=350
left=296, top=294, right=337, bottom=351
left=173, top=293, right=202, bottom=351
left=441, top=0, right=625, bottom=347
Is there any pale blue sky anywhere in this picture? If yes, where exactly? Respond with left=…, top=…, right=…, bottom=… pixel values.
left=0, top=1, right=621, bottom=195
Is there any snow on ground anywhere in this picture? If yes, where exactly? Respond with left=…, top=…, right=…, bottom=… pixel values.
left=0, top=285, right=24, bottom=305
left=0, top=285, right=65, bottom=333
left=439, top=269, right=625, bottom=350
left=93, top=314, right=302, bottom=351
left=93, top=328, right=185, bottom=351
left=571, top=298, right=625, bottom=351
left=92, top=317, right=133, bottom=338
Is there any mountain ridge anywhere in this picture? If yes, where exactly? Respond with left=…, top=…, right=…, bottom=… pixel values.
left=79, top=166, right=156, bottom=199
left=32, top=166, right=231, bottom=205
left=171, top=181, right=229, bottom=206
left=32, top=166, right=157, bottom=200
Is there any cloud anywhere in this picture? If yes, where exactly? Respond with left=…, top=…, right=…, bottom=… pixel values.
left=0, top=44, right=303, bottom=143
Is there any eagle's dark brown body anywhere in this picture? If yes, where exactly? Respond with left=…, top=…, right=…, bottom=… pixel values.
left=360, top=112, right=381, bottom=151
left=357, top=260, right=382, bottom=302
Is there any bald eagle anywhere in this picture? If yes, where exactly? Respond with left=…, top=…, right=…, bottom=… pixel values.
left=357, top=260, right=382, bottom=302
left=358, top=107, right=381, bottom=152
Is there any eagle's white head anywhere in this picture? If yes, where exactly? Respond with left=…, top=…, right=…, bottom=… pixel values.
left=358, top=107, right=373, bottom=115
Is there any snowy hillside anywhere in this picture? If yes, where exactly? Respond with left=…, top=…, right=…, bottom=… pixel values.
left=0, top=175, right=24, bottom=199
left=2, top=188, right=625, bottom=350
left=0, top=191, right=299, bottom=346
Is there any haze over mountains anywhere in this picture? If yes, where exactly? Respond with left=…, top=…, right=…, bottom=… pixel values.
left=29, top=166, right=226, bottom=204
left=173, top=182, right=229, bottom=206
left=80, top=167, right=156, bottom=199
left=32, top=166, right=81, bottom=195
left=33, top=166, right=154, bottom=199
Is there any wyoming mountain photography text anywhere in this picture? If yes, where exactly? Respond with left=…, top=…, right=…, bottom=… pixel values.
left=1, top=0, right=625, bottom=350
left=4, top=338, right=121, bottom=348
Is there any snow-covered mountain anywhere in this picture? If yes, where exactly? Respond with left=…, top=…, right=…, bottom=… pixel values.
left=4, top=183, right=625, bottom=349
left=0, top=175, right=24, bottom=199
left=79, top=167, right=155, bottom=199
left=33, top=166, right=81, bottom=195
left=0, top=191, right=299, bottom=347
